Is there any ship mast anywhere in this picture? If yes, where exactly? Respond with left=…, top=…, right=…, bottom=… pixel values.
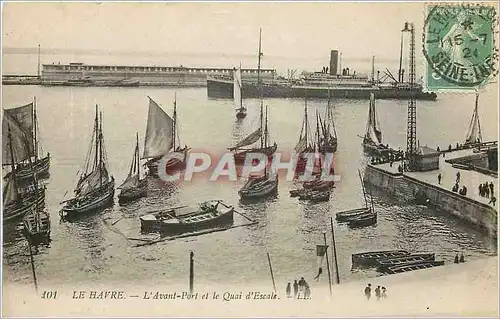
left=257, top=28, right=263, bottom=85
left=264, top=106, right=269, bottom=148
left=173, top=93, right=177, bottom=150
left=371, top=56, right=375, bottom=83
left=405, top=22, right=417, bottom=169
left=260, top=101, right=264, bottom=148
left=37, top=44, right=41, bottom=79
left=33, top=96, right=38, bottom=161
left=94, top=105, right=99, bottom=171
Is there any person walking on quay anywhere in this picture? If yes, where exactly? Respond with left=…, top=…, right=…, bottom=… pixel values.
left=484, top=183, right=490, bottom=198
left=489, top=195, right=496, bottom=206
left=454, top=254, right=459, bottom=264
left=456, top=171, right=461, bottom=184
left=459, top=253, right=465, bottom=263
left=479, top=184, right=484, bottom=197
left=298, top=277, right=306, bottom=298
left=364, top=283, right=372, bottom=300
left=438, top=173, right=442, bottom=185
left=375, top=286, right=381, bottom=300
left=304, top=281, right=311, bottom=299
left=286, top=282, right=291, bottom=298
left=489, top=182, right=494, bottom=196
left=381, top=287, right=387, bottom=299
left=293, top=280, right=298, bottom=299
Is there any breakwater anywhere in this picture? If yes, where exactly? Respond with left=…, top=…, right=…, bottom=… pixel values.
left=364, top=161, right=498, bottom=238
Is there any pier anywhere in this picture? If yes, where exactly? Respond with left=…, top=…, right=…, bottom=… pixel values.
left=364, top=145, right=498, bottom=238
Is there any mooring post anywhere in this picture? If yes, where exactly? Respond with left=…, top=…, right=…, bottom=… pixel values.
left=28, top=239, right=38, bottom=294
left=323, top=231, right=332, bottom=295
left=266, top=252, right=277, bottom=294
left=330, top=217, right=340, bottom=284
left=189, top=251, right=194, bottom=294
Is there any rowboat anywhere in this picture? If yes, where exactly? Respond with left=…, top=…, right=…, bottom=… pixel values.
left=348, top=212, right=377, bottom=228
left=139, top=200, right=234, bottom=235
left=335, top=207, right=371, bottom=222
left=303, top=179, right=335, bottom=191
left=239, top=173, right=278, bottom=199
left=23, top=209, right=51, bottom=245
left=376, top=253, right=436, bottom=272
left=385, top=260, right=445, bottom=275
left=352, top=250, right=410, bottom=267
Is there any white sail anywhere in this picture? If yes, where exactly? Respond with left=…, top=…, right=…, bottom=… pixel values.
left=2, top=113, right=34, bottom=165
left=465, top=95, right=482, bottom=144
left=371, top=93, right=382, bottom=141
left=142, top=98, right=174, bottom=159
left=364, top=93, right=382, bottom=144
left=230, top=127, right=262, bottom=150
left=233, top=67, right=243, bottom=109
left=2, top=175, right=19, bottom=206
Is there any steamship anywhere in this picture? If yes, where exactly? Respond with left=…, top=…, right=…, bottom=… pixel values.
left=207, top=50, right=437, bottom=100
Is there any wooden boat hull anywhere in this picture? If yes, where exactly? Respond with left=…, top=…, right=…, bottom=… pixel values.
left=239, top=179, right=278, bottom=199
left=336, top=207, right=372, bottom=222
left=118, top=182, right=147, bottom=205
left=233, top=143, right=277, bottom=164
left=319, top=141, right=338, bottom=154
left=3, top=188, right=46, bottom=222
left=363, top=142, right=391, bottom=156
left=23, top=211, right=51, bottom=244
left=61, top=180, right=115, bottom=218
left=348, top=213, right=377, bottom=228
left=145, top=149, right=188, bottom=177
left=376, top=253, right=436, bottom=272
left=308, top=191, right=331, bottom=202
left=303, top=180, right=335, bottom=191
left=140, top=201, right=235, bottom=235
left=352, top=250, right=410, bottom=267
left=4, top=154, right=51, bottom=183
left=385, top=260, right=445, bottom=274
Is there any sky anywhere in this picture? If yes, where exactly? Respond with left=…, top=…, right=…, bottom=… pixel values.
left=2, top=1, right=436, bottom=60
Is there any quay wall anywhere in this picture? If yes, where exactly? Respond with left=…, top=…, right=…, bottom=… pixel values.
left=364, top=164, right=498, bottom=238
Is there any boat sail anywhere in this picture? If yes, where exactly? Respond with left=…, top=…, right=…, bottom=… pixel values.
left=3, top=98, right=50, bottom=184
left=318, top=92, right=338, bottom=153
left=234, top=65, right=247, bottom=119
left=118, top=133, right=147, bottom=204
left=142, top=96, right=188, bottom=177
left=295, top=99, right=315, bottom=171
left=363, top=93, right=389, bottom=155
left=229, top=102, right=277, bottom=163
left=60, top=105, right=115, bottom=218
left=464, top=94, right=482, bottom=145
left=2, top=121, right=46, bottom=222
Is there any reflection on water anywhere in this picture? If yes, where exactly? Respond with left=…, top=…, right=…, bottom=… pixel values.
left=2, top=83, right=497, bottom=288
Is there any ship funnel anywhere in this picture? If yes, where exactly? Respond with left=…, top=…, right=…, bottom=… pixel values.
left=330, top=50, right=339, bottom=75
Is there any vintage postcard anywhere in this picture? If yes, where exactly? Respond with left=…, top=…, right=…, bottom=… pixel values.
left=2, top=1, right=498, bottom=317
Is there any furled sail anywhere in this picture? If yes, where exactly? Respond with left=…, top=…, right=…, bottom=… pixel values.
left=142, top=98, right=174, bottom=159
left=364, top=93, right=382, bottom=145
left=233, top=67, right=243, bottom=109
left=229, top=127, right=262, bottom=150
left=76, top=164, right=109, bottom=196
left=465, top=94, right=482, bottom=144
left=294, top=136, right=308, bottom=153
left=2, top=114, right=34, bottom=165
left=2, top=175, right=19, bottom=206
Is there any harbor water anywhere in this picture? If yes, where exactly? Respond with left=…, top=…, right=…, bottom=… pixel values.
left=2, top=53, right=498, bottom=290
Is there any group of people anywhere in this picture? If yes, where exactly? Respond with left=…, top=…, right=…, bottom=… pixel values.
left=479, top=182, right=496, bottom=205
left=454, top=253, right=465, bottom=264
left=286, top=277, right=311, bottom=299
left=364, top=283, right=387, bottom=300
left=450, top=171, right=468, bottom=196
left=370, top=149, right=405, bottom=167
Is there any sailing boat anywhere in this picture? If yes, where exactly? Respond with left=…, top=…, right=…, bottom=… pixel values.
left=363, top=93, right=389, bottom=155
left=229, top=102, right=277, bottom=164
left=3, top=98, right=50, bottom=184
left=295, top=98, right=315, bottom=172
left=142, top=96, right=189, bottom=177
left=318, top=92, right=338, bottom=153
left=234, top=65, right=247, bottom=119
left=118, top=133, right=147, bottom=204
left=464, top=93, right=482, bottom=146
left=60, top=105, right=115, bottom=218
left=3, top=122, right=46, bottom=222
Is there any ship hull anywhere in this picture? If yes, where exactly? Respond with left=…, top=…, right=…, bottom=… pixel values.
left=207, top=79, right=437, bottom=100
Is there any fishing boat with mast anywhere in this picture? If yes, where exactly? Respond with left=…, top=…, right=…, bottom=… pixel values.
left=229, top=103, right=277, bottom=164
left=294, top=99, right=315, bottom=173
left=336, top=170, right=376, bottom=227
left=142, top=96, right=189, bottom=177
left=3, top=120, right=46, bottom=222
left=3, top=98, right=50, bottom=184
left=118, top=133, right=147, bottom=204
left=60, top=105, right=115, bottom=218
left=464, top=93, right=482, bottom=147
left=362, top=92, right=390, bottom=156
left=318, top=92, right=338, bottom=154
left=234, top=65, right=247, bottom=119
left=238, top=168, right=278, bottom=200
left=22, top=171, right=51, bottom=244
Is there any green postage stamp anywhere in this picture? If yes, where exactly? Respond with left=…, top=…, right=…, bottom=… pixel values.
left=423, top=3, right=499, bottom=91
